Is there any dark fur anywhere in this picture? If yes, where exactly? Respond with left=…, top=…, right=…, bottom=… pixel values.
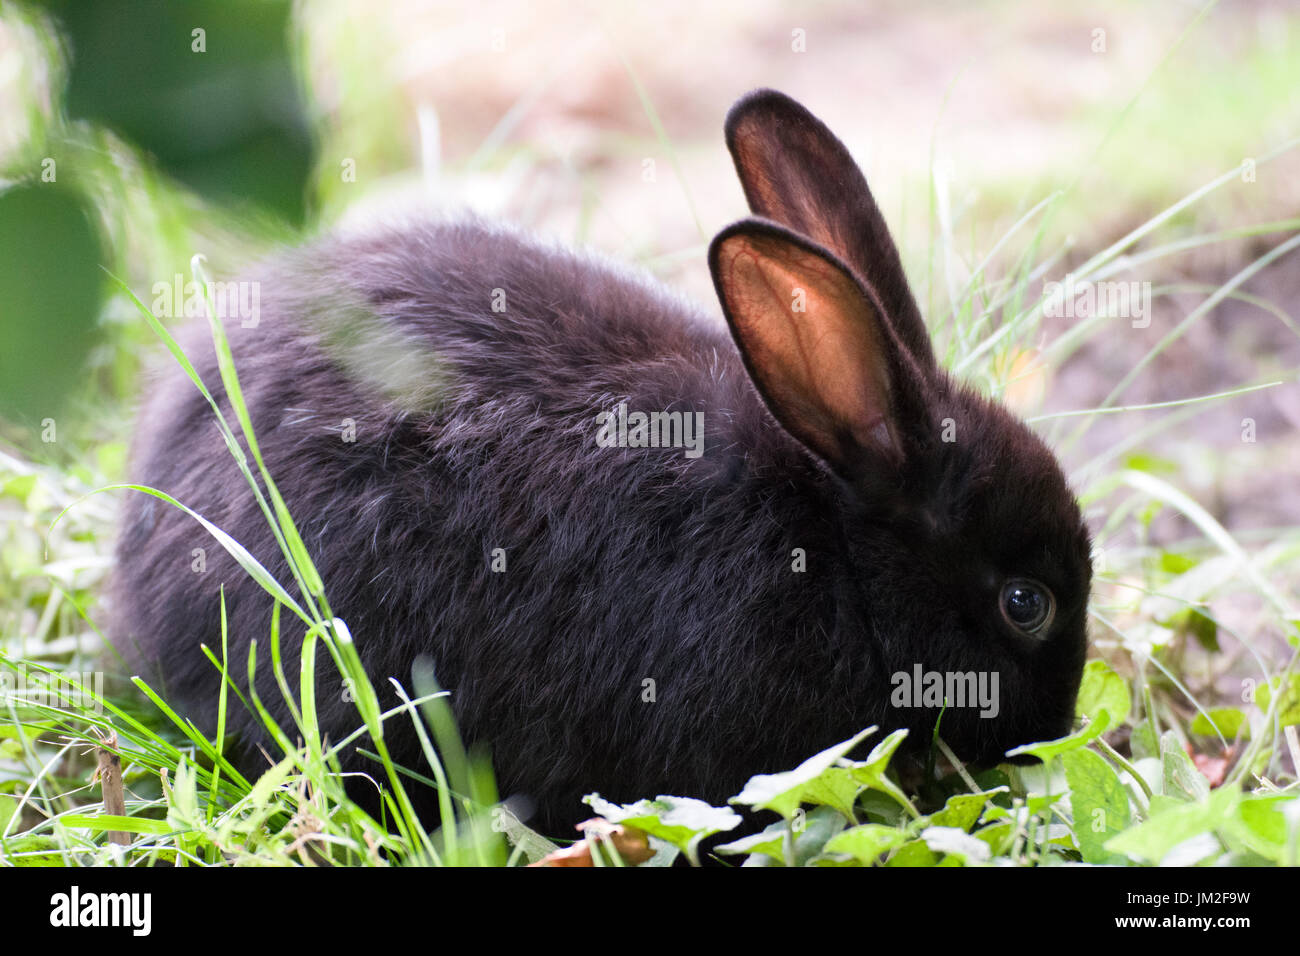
left=110, top=90, right=1091, bottom=835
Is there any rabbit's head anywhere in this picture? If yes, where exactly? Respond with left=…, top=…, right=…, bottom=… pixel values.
left=709, top=90, right=1092, bottom=764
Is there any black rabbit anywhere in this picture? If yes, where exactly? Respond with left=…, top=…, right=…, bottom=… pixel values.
left=110, top=90, right=1091, bottom=836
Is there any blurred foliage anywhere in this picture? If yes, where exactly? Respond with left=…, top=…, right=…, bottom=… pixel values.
left=0, top=0, right=317, bottom=432
left=32, top=0, right=316, bottom=226
left=0, top=185, right=102, bottom=426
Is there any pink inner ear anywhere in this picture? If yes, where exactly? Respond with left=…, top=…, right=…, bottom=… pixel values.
left=730, top=117, right=857, bottom=281
left=718, top=232, right=898, bottom=465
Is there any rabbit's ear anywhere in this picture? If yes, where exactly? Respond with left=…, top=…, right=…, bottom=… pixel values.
left=710, top=218, right=928, bottom=476
left=724, top=89, right=934, bottom=369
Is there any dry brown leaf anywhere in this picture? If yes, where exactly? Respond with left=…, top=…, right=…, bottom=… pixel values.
left=1186, top=742, right=1235, bottom=789
left=529, top=819, right=654, bottom=867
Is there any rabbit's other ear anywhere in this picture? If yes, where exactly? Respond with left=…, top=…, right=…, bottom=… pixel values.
left=724, top=89, right=934, bottom=369
left=710, top=218, right=929, bottom=477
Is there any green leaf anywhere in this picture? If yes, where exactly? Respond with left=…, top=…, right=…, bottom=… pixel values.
left=972, top=821, right=1014, bottom=856
left=715, top=820, right=786, bottom=863
left=925, top=789, right=1006, bottom=832
left=496, top=809, right=559, bottom=865
left=824, top=824, right=909, bottom=864
left=0, top=794, right=21, bottom=833
left=2, top=835, right=64, bottom=866
left=885, top=838, right=938, bottom=867
left=1126, top=454, right=1179, bottom=476
left=1063, top=748, right=1132, bottom=864
left=1006, top=718, right=1106, bottom=761
left=797, top=767, right=867, bottom=820
left=1, top=474, right=38, bottom=505
left=1189, top=707, right=1249, bottom=740
left=715, top=807, right=846, bottom=867
left=1075, top=659, right=1131, bottom=729
left=63, top=813, right=174, bottom=836
left=984, top=792, right=1064, bottom=825
left=245, top=752, right=299, bottom=811
left=857, top=789, right=912, bottom=826
left=1256, top=675, right=1300, bottom=728
left=1105, top=787, right=1239, bottom=864
left=848, top=727, right=908, bottom=779
left=920, top=826, right=992, bottom=865
left=166, top=757, right=201, bottom=832
left=585, top=794, right=741, bottom=866
left=845, top=728, right=915, bottom=817
left=1130, top=718, right=1160, bottom=759
left=789, top=806, right=849, bottom=866
left=1159, top=731, right=1210, bottom=802
left=731, top=726, right=877, bottom=819
left=1157, top=551, right=1197, bottom=574
left=1228, top=794, right=1291, bottom=863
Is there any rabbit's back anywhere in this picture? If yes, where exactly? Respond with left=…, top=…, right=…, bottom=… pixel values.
left=111, top=217, right=842, bottom=827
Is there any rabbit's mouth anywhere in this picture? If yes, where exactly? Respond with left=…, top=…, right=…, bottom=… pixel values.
left=954, top=731, right=1066, bottom=769
left=923, top=699, right=1080, bottom=769
left=993, top=712, right=1081, bottom=766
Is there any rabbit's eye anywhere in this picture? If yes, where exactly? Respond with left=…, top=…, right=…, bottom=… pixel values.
left=1000, top=579, right=1054, bottom=635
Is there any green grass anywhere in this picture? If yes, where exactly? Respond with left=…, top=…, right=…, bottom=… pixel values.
left=1, top=1, right=1299, bottom=867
